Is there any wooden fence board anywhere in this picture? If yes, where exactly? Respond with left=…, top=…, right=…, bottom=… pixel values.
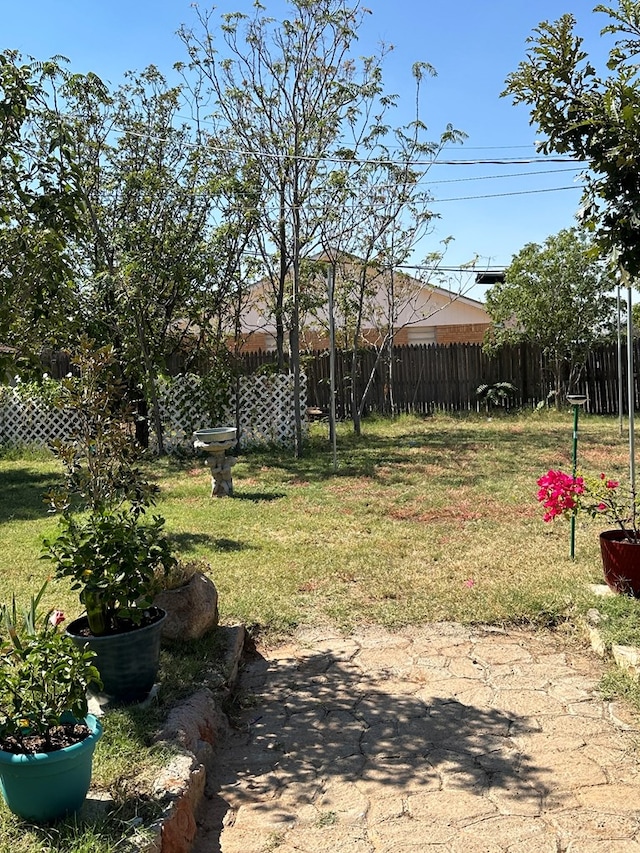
left=39, top=340, right=640, bottom=417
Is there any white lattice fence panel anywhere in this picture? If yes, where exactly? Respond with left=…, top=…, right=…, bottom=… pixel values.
left=235, top=373, right=308, bottom=448
left=0, top=391, right=79, bottom=447
left=1, top=373, right=308, bottom=452
left=152, top=372, right=307, bottom=451
left=153, top=374, right=211, bottom=453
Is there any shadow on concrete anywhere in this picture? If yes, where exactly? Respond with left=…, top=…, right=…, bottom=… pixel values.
left=198, top=645, right=552, bottom=851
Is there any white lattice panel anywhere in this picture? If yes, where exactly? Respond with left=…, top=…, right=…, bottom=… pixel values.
left=0, top=391, right=78, bottom=447
left=152, top=374, right=211, bottom=453
left=235, top=374, right=308, bottom=448
left=151, top=373, right=307, bottom=451
left=0, top=374, right=307, bottom=453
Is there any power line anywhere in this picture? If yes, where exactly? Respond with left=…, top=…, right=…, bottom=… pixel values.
left=251, top=182, right=582, bottom=214
left=87, top=118, right=583, bottom=168
left=431, top=185, right=580, bottom=203
left=425, top=167, right=581, bottom=186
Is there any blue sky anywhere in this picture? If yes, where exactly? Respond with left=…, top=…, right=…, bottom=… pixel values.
left=3, top=0, right=610, bottom=298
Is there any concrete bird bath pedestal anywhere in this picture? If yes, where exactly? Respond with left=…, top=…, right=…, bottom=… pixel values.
left=194, top=428, right=237, bottom=497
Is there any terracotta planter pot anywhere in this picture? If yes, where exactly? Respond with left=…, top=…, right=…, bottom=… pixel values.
left=599, top=530, right=640, bottom=596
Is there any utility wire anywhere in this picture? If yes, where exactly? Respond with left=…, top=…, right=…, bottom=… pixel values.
left=422, top=166, right=581, bottom=186
left=87, top=118, right=583, bottom=167
left=431, top=185, right=580, bottom=203
left=251, top=182, right=582, bottom=215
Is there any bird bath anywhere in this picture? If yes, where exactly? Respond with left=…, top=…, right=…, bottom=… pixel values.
left=194, top=427, right=237, bottom=497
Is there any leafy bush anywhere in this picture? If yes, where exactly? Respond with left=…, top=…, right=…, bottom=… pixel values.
left=0, top=584, right=101, bottom=751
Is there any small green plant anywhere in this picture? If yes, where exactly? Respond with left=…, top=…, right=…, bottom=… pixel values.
left=476, top=381, right=518, bottom=414
left=316, top=811, right=337, bottom=827
left=0, top=583, right=101, bottom=753
left=44, top=509, right=175, bottom=634
left=155, top=557, right=205, bottom=592
left=43, top=339, right=175, bottom=635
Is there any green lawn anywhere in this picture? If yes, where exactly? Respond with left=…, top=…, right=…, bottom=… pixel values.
left=0, top=409, right=635, bottom=851
left=155, top=409, right=625, bottom=637
left=0, top=410, right=629, bottom=634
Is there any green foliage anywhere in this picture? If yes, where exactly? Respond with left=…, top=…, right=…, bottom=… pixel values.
left=43, top=509, right=175, bottom=634
left=63, top=65, right=255, bottom=453
left=0, top=583, right=101, bottom=749
left=0, top=51, right=89, bottom=361
left=11, top=374, right=70, bottom=410
left=46, top=341, right=157, bottom=514
left=476, top=381, right=518, bottom=412
left=44, top=340, right=175, bottom=635
left=200, top=354, right=234, bottom=426
left=485, top=228, right=616, bottom=402
left=503, top=2, right=640, bottom=277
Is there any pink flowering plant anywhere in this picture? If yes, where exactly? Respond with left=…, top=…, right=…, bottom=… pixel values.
left=537, top=469, right=639, bottom=539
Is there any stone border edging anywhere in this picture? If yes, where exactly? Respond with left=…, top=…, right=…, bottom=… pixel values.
left=138, top=624, right=246, bottom=853
left=586, top=584, right=640, bottom=729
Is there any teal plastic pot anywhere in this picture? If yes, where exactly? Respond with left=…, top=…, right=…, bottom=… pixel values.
left=0, top=715, right=102, bottom=823
left=67, top=608, right=166, bottom=703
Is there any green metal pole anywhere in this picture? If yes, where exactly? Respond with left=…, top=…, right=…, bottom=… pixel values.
left=570, top=403, right=579, bottom=560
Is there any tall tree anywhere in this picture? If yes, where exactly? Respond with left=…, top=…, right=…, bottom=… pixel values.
left=313, top=61, right=464, bottom=432
left=485, top=228, right=617, bottom=403
left=64, top=67, right=257, bottom=452
left=179, top=0, right=404, bottom=455
left=0, top=51, right=87, bottom=370
left=503, top=1, right=640, bottom=277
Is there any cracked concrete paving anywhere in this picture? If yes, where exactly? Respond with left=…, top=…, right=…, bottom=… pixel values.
left=192, top=624, right=640, bottom=852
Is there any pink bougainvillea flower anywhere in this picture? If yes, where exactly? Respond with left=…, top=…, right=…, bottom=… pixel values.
left=606, top=480, right=619, bottom=490
left=48, top=609, right=65, bottom=627
left=464, top=578, right=475, bottom=588
left=536, top=469, right=584, bottom=521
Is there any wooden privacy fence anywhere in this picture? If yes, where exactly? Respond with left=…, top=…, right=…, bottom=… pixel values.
left=38, top=340, right=640, bottom=418
left=235, top=341, right=640, bottom=416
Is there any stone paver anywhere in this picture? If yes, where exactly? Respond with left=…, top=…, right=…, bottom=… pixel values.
left=192, top=624, right=640, bottom=852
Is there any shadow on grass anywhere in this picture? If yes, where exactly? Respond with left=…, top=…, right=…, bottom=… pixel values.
left=238, top=415, right=579, bottom=484
left=0, top=467, right=55, bottom=525
left=170, top=532, right=258, bottom=554
left=231, top=491, right=286, bottom=502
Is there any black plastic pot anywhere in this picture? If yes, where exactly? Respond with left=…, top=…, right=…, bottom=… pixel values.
left=66, top=608, right=166, bottom=703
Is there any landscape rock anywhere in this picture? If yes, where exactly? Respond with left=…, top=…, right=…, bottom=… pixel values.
left=154, top=573, right=219, bottom=643
left=612, top=644, right=640, bottom=677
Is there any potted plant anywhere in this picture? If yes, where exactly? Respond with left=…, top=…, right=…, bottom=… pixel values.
left=537, top=468, right=640, bottom=594
left=0, top=584, right=103, bottom=823
left=42, top=340, right=176, bottom=702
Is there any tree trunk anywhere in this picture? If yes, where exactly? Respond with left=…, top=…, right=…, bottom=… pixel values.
left=134, top=303, right=165, bottom=455
left=290, top=171, right=303, bottom=457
